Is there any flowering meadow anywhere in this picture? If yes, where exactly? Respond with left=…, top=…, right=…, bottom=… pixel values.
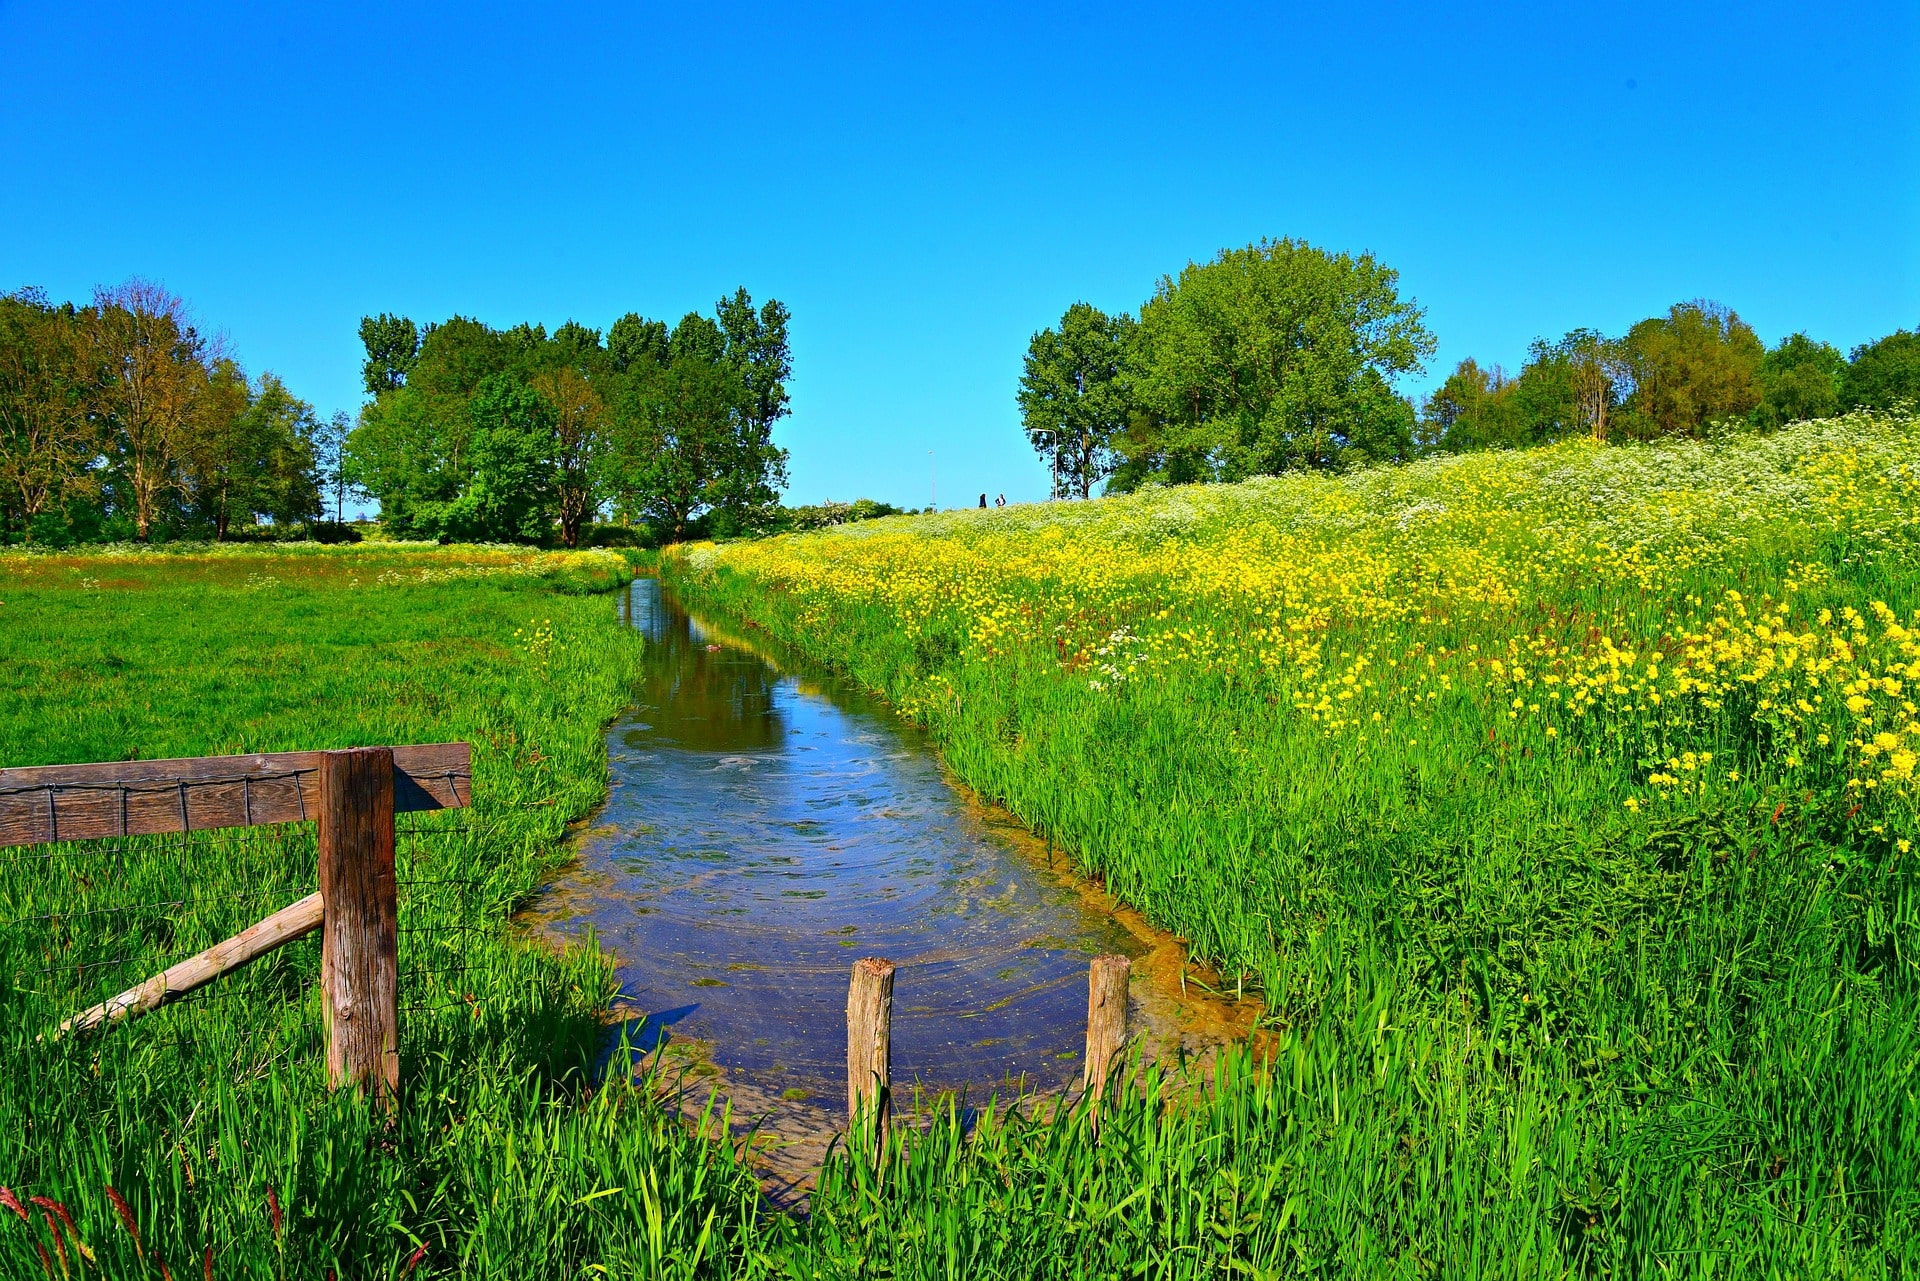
left=669, top=412, right=1920, bottom=1273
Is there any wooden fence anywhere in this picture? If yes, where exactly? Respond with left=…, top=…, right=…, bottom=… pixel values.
left=3, top=743, right=470, bottom=1110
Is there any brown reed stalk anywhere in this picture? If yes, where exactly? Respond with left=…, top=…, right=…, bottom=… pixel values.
left=0, top=1186, right=28, bottom=1224
left=104, top=1186, right=144, bottom=1263
left=32, top=1197, right=91, bottom=1270
left=36, top=1208, right=68, bottom=1278
left=401, top=1242, right=428, bottom=1277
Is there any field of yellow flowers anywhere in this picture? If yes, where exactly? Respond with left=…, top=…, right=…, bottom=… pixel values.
left=669, top=411, right=1920, bottom=1271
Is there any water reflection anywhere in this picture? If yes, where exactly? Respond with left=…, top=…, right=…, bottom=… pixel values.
left=539, top=578, right=1145, bottom=1107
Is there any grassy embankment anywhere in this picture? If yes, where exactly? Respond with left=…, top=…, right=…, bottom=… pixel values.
left=0, top=545, right=777, bottom=1279
left=669, top=412, right=1920, bottom=1275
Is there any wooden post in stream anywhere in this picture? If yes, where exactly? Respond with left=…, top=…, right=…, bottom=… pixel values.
left=319, top=747, right=400, bottom=1111
left=846, top=956, right=895, bottom=1157
left=1085, top=954, right=1131, bottom=1107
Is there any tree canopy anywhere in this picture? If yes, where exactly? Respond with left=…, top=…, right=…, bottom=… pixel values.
left=1420, top=304, right=1909, bottom=455
left=1114, top=239, right=1434, bottom=488
left=0, top=282, right=323, bottom=543
left=1017, top=302, right=1136, bottom=499
left=344, top=289, right=791, bottom=544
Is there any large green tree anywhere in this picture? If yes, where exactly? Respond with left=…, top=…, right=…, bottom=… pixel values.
left=0, top=290, right=99, bottom=539
left=1017, top=302, right=1136, bottom=498
left=1842, top=328, right=1920, bottom=412
left=1615, top=301, right=1763, bottom=439
left=1755, top=332, right=1847, bottom=428
left=605, top=306, right=790, bottom=541
left=1115, top=238, right=1433, bottom=487
left=348, top=293, right=790, bottom=545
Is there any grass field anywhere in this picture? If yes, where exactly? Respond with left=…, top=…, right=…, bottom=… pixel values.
left=0, top=545, right=782, bottom=1279
left=10, top=411, right=1920, bottom=1277
left=668, top=411, right=1920, bottom=1274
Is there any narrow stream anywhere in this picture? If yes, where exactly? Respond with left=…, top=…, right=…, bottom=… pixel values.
left=531, top=579, right=1248, bottom=1160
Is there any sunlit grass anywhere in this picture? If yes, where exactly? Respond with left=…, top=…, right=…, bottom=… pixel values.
left=671, top=412, right=1920, bottom=1274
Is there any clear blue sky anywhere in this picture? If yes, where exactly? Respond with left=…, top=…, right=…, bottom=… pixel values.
left=2, top=2, right=1914, bottom=507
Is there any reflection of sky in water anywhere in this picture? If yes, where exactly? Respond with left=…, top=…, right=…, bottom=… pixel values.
left=540, top=578, right=1141, bottom=1106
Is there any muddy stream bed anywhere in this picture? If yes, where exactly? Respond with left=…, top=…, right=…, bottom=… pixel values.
left=526, top=578, right=1255, bottom=1197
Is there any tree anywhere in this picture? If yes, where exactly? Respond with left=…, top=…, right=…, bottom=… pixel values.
left=1421, top=358, right=1521, bottom=452
left=442, top=372, right=555, bottom=542
left=1841, top=328, right=1920, bottom=412
left=1017, top=302, right=1136, bottom=498
left=1119, top=238, right=1434, bottom=487
left=358, top=314, right=420, bottom=395
left=605, top=307, right=789, bottom=541
left=1755, top=333, right=1847, bottom=428
left=531, top=364, right=607, bottom=547
left=1615, top=301, right=1763, bottom=439
left=714, top=290, right=793, bottom=530
left=90, top=279, right=210, bottom=541
left=312, top=409, right=358, bottom=523
left=0, top=290, right=100, bottom=539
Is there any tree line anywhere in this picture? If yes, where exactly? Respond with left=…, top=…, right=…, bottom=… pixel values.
left=1019, top=239, right=1920, bottom=497
left=343, top=290, right=791, bottom=545
left=0, top=281, right=337, bottom=544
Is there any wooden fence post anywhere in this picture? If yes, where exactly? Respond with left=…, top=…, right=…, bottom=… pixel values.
left=319, top=747, right=399, bottom=1111
left=846, top=956, right=895, bottom=1154
left=1085, top=954, right=1130, bottom=1105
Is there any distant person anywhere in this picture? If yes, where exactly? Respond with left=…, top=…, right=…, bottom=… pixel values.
left=979, top=493, right=987, bottom=508
left=995, top=493, right=1006, bottom=507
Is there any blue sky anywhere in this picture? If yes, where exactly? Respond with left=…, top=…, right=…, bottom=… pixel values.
left=2, top=2, right=1914, bottom=507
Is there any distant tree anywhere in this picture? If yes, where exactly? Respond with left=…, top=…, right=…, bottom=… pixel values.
left=607, top=313, right=670, bottom=372
left=443, top=372, right=555, bottom=542
left=531, top=364, right=607, bottom=547
left=1615, top=301, right=1763, bottom=439
left=1017, top=302, right=1136, bottom=498
left=1421, top=358, right=1525, bottom=452
left=1755, top=333, right=1847, bottom=428
left=1119, top=238, right=1433, bottom=487
left=1841, top=328, right=1920, bottom=412
left=182, top=363, right=322, bottom=539
left=312, top=409, right=358, bottom=523
left=343, top=388, right=459, bottom=538
left=90, top=279, right=210, bottom=541
left=0, top=290, right=100, bottom=539
left=358, top=314, right=420, bottom=395
left=606, top=298, right=791, bottom=541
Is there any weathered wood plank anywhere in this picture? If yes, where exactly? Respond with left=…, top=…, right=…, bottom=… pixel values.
left=0, top=742, right=469, bottom=848
left=55, top=892, right=324, bottom=1037
left=320, top=747, right=400, bottom=1110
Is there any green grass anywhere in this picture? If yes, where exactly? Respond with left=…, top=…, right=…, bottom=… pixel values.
left=0, top=544, right=773, bottom=1279
left=667, top=415, right=1920, bottom=1276
left=11, top=427, right=1920, bottom=1280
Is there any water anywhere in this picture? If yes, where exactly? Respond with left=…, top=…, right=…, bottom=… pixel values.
left=532, top=578, right=1242, bottom=1121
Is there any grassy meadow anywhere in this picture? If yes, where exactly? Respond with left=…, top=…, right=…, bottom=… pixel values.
left=0, top=545, right=782, bottom=1279
left=668, top=411, right=1920, bottom=1274
left=9, top=410, right=1920, bottom=1278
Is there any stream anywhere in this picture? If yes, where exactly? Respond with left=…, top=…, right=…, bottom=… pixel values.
left=529, top=578, right=1249, bottom=1177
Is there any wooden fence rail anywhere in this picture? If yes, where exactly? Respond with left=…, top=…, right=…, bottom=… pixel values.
left=14, top=742, right=470, bottom=1112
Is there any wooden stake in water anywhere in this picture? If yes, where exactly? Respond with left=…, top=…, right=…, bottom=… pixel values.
left=1084, top=954, right=1131, bottom=1103
left=320, top=746, right=399, bottom=1111
left=846, top=956, right=895, bottom=1149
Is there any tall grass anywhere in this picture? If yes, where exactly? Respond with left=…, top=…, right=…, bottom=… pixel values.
left=670, top=414, right=1920, bottom=1273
